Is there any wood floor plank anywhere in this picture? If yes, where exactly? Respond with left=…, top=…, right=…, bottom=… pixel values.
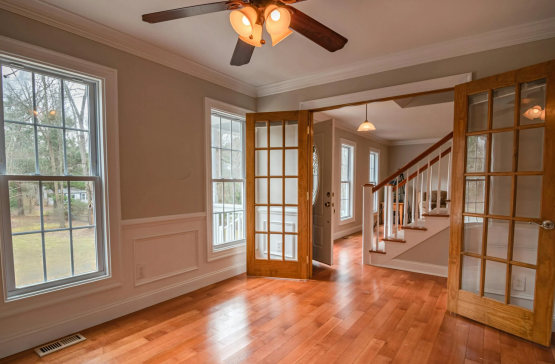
left=2, top=232, right=554, bottom=364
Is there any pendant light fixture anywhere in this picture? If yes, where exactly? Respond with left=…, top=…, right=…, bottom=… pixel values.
left=357, top=103, right=376, bottom=131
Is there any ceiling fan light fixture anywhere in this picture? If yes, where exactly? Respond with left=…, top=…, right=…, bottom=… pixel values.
left=264, top=5, right=293, bottom=46
left=540, top=109, right=545, bottom=121
left=240, top=23, right=263, bottom=47
left=230, top=7, right=257, bottom=39
left=523, top=105, right=543, bottom=120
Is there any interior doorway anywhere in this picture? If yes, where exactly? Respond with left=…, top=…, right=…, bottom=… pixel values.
left=246, top=73, right=471, bottom=278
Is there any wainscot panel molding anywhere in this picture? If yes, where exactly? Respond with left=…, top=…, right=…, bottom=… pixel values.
left=133, top=230, right=200, bottom=286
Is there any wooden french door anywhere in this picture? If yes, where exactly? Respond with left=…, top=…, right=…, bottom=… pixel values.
left=246, top=111, right=312, bottom=279
left=448, top=61, right=555, bottom=346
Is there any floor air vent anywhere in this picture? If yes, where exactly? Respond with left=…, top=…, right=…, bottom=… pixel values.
left=34, top=333, right=86, bottom=357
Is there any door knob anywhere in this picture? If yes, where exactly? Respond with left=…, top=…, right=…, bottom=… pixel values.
left=529, top=220, right=555, bottom=230
left=325, top=202, right=331, bottom=207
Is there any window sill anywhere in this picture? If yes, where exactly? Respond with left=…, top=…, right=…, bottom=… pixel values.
left=207, top=240, right=246, bottom=262
left=4, top=271, right=111, bottom=303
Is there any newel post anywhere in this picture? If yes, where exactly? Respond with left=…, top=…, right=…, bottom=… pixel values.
left=362, top=184, right=374, bottom=265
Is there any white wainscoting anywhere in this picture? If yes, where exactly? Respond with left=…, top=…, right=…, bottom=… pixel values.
left=133, top=230, right=200, bottom=286
left=0, top=213, right=246, bottom=359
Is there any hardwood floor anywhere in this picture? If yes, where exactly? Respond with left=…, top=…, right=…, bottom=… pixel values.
left=2, top=232, right=555, bottom=364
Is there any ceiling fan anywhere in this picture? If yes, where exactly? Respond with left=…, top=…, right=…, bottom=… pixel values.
left=142, top=0, right=348, bottom=66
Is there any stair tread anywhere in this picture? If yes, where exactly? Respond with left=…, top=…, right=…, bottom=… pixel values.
left=422, top=213, right=450, bottom=217
left=369, top=249, right=386, bottom=254
left=401, top=225, right=428, bottom=231
left=382, top=238, right=406, bottom=243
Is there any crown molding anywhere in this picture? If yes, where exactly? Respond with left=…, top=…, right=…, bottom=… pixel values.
left=257, top=17, right=555, bottom=97
left=1, top=1, right=554, bottom=99
left=0, top=0, right=258, bottom=97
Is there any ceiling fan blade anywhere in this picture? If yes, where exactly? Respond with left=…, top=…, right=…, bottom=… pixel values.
left=143, top=1, right=230, bottom=24
left=230, top=39, right=255, bottom=66
left=287, top=7, right=348, bottom=52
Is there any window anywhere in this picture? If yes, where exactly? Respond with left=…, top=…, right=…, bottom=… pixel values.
left=369, top=149, right=379, bottom=212
left=1, top=59, right=104, bottom=298
left=210, top=110, right=245, bottom=248
left=340, top=140, right=355, bottom=223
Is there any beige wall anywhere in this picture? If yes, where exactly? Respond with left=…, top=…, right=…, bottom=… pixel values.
left=258, top=38, right=555, bottom=112
left=0, top=9, right=256, bottom=221
left=333, top=128, right=388, bottom=237
left=396, top=227, right=450, bottom=265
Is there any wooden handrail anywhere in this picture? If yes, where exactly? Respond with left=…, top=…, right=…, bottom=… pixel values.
left=372, top=132, right=453, bottom=193
left=394, top=147, right=452, bottom=191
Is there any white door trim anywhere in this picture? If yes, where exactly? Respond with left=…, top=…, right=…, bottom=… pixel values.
left=299, top=73, right=472, bottom=111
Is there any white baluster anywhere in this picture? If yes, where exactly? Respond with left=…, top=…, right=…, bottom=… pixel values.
left=387, top=185, right=394, bottom=238
left=404, top=170, right=408, bottom=228
left=383, top=186, right=388, bottom=241
left=437, top=146, right=442, bottom=215
left=427, top=156, right=431, bottom=215
left=412, top=164, right=417, bottom=225
left=363, top=184, right=374, bottom=264
left=419, top=164, right=423, bottom=221
left=395, top=176, right=399, bottom=239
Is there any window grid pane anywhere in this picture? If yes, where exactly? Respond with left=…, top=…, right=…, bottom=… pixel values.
left=211, top=112, right=246, bottom=247
left=340, top=144, right=354, bottom=220
left=2, top=62, right=102, bottom=294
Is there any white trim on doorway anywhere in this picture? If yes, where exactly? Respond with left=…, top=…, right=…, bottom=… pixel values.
left=300, top=73, right=472, bottom=111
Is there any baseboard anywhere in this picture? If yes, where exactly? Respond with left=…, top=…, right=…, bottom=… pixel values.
left=333, top=225, right=362, bottom=240
left=0, top=263, right=246, bottom=359
left=372, top=258, right=448, bottom=277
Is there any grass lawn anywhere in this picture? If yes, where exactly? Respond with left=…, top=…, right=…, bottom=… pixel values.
left=11, top=210, right=97, bottom=288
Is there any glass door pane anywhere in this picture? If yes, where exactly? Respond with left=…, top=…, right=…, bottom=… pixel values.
left=252, top=119, right=299, bottom=263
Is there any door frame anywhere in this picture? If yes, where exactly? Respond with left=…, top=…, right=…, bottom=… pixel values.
left=301, top=73, right=472, bottom=266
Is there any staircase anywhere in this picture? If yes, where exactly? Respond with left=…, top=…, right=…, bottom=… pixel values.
left=362, top=132, right=453, bottom=267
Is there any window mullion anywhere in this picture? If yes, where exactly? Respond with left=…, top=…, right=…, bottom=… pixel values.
left=38, top=181, right=47, bottom=282
left=68, top=182, right=75, bottom=276
left=61, top=81, right=68, bottom=176
left=32, top=73, right=40, bottom=175
left=0, top=69, right=7, bottom=175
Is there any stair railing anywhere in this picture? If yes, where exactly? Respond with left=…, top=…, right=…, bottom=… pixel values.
left=362, top=132, right=454, bottom=263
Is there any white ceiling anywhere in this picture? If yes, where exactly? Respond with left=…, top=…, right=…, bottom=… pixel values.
left=33, top=0, right=555, bottom=89
left=314, top=95, right=454, bottom=143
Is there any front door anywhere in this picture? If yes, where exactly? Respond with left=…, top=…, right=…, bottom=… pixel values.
left=312, top=119, right=334, bottom=265
left=246, top=111, right=312, bottom=279
left=448, top=61, right=555, bottom=346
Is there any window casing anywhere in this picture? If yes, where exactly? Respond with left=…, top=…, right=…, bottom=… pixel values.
left=340, top=142, right=355, bottom=222
left=0, top=59, right=105, bottom=299
left=369, top=150, right=379, bottom=212
left=210, top=110, right=246, bottom=249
